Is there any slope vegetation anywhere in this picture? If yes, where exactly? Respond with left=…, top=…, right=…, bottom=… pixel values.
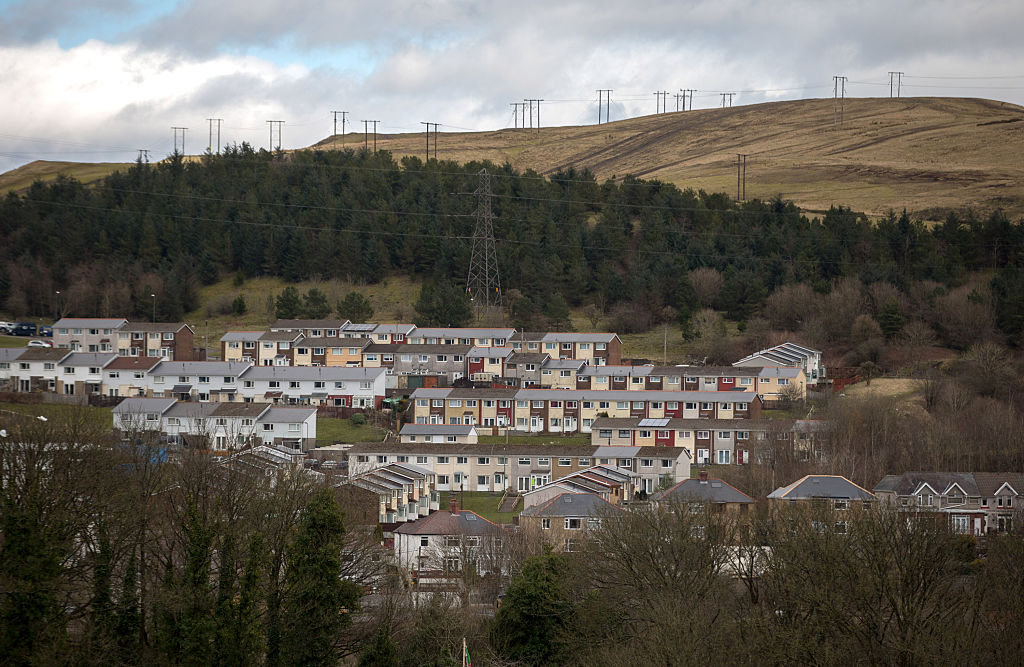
left=3, top=97, right=1023, bottom=218
left=311, top=96, right=1024, bottom=219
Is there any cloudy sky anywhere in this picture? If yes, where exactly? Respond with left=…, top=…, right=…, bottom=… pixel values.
left=1, top=0, right=1022, bottom=173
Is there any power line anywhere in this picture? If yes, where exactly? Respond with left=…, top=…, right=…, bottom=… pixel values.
left=720, top=93, right=735, bottom=108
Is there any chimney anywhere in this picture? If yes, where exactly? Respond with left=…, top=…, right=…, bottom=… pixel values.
left=699, top=469, right=708, bottom=483
left=449, top=497, right=458, bottom=514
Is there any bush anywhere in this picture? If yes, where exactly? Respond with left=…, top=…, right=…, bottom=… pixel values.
left=350, top=413, right=367, bottom=426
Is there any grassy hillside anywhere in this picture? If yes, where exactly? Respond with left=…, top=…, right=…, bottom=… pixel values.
left=186, top=275, right=424, bottom=356
left=0, top=160, right=129, bottom=194
left=5, top=97, right=1023, bottom=219
left=308, top=97, right=1024, bottom=220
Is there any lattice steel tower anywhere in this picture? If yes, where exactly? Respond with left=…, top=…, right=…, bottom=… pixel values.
left=466, top=168, right=502, bottom=312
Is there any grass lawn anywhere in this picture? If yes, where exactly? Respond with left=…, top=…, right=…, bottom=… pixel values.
left=0, top=401, right=113, bottom=431
left=0, top=336, right=28, bottom=348
left=315, top=416, right=384, bottom=446
left=477, top=434, right=590, bottom=446
left=440, top=490, right=522, bottom=524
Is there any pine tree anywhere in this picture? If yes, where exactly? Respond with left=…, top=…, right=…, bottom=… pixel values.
left=275, top=287, right=302, bottom=319
left=336, top=292, right=374, bottom=323
left=302, top=288, right=332, bottom=319
left=279, top=489, right=361, bottom=667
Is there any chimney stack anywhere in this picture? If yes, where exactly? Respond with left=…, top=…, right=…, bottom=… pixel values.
left=449, top=497, right=458, bottom=514
left=699, top=469, right=708, bottom=483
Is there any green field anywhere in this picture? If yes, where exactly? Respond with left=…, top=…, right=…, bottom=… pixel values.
left=440, top=490, right=522, bottom=524
left=0, top=336, right=29, bottom=348
left=315, top=417, right=384, bottom=446
left=0, top=401, right=113, bottom=431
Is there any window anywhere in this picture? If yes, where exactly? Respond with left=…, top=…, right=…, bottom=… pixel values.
left=596, top=343, right=606, bottom=350
left=558, top=458, right=571, bottom=466
left=537, top=458, right=550, bottom=467
left=518, top=457, right=531, bottom=465
left=541, top=518, right=551, bottom=529
left=478, top=457, right=490, bottom=465
left=639, top=430, right=652, bottom=438
left=718, top=431, right=731, bottom=439
left=288, top=423, right=301, bottom=432
left=263, top=424, right=274, bottom=431
left=456, top=456, right=468, bottom=464
left=661, top=459, right=672, bottom=468
left=564, top=518, right=582, bottom=530
left=640, top=458, right=653, bottom=467
left=269, top=381, right=280, bottom=389
left=436, top=456, right=449, bottom=464
left=477, top=475, right=488, bottom=486
left=717, top=450, right=731, bottom=465
left=779, top=379, right=790, bottom=386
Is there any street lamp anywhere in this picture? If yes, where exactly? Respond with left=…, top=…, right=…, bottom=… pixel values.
left=54, top=291, right=60, bottom=321
left=150, top=293, right=156, bottom=322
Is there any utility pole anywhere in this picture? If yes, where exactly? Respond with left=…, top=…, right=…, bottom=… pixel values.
left=466, top=168, right=502, bottom=319
left=172, top=126, right=187, bottom=155
left=370, top=120, right=379, bottom=152
left=363, top=120, right=370, bottom=151
left=653, top=91, right=670, bottom=114
left=674, top=92, right=683, bottom=112
left=524, top=99, right=543, bottom=132
left=888, top=71, right=904, bottom=98
left=597, top=89, right=613, bottom=124
left=206, top=118, right=223, bottom=154
left=833, top=75, right=848, bottom=127
left=420, top=122, right=439, bottom=160
left=331, top=110, right=348, bottom=149
left=266, top=120, right=284, bottom=150
left=682, top=89, right=695, bottom=110
left=137, top=149, right=149, bottom=163
left=721, top=93, right=735, bottom=108
left=736, top=154, right=748, bottom=201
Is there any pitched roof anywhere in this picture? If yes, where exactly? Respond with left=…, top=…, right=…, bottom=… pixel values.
left=53, top=318, right=127, bottom=329
left=590, top=416, right=792, bottom=431
left=0, top=348, right=26, bottom=362
left=393, top=509, right=504, bottom=536
left=271, top=319, right=349, bottom=329
left=61, top=352, right=117, bottom=367
left=151, top=361, right=252, bottom=375
left=411, top=327, right=516, bottom=339
left=260, top=407, right=317, bottom=422
left=211, top=402, right=272, bottom=418
left=112, top=397, right=178, bottom=414
left=652, top=478, right=754, bottom=504
left=121, top=322, right=192, bottom=333
left=220, top=331, right=264, bottom=342
left=16, top=348, right=72, bottom=362
left=520, top=492, right=621, bottom=518
left=105, top=356, right=164, bottom=371
left=239, top=366, right=384, bottom=381
left=346, top=442, right=600, bottom=457
left=769, top=475, right=876, bottom=501
left=400, top=424, right=477, bottom=436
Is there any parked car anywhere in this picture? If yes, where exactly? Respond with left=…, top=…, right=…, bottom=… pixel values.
left=12, top=322, right=37, bottom=336
left=0, top=321, right=14, bottom=334
left=27, top=339, right=53, bottom=348
left=39, top=325, right=53, bottom=337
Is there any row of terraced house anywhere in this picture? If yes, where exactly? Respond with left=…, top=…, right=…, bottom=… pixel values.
left=0, top=347, right=386, bottom=408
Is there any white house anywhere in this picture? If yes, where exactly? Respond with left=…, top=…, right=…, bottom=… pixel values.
left=146, top=361, right=253, bottom=401
left=237, top=366, right=386, bottom=408
left=392, top=498, right=506, bottom=574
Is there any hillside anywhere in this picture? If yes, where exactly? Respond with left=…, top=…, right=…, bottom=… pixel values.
left=3, top=97, right=1023, bottom=219
left=308, top=97, right=1024, bottom=220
